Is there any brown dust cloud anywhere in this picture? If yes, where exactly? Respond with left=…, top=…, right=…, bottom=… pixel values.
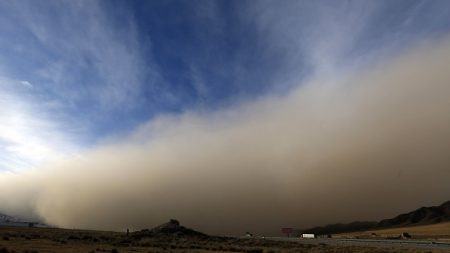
left=1, top=38, right=450, bottom=235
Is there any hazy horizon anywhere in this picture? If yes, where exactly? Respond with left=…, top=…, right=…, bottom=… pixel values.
left=0, top=0, right=450, bottom=236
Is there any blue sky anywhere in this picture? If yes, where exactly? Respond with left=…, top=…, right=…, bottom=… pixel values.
left=1, top=0, right=450, bottom=172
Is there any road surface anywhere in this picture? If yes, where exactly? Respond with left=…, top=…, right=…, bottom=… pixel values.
left=264, top=237, right=450, bottom=250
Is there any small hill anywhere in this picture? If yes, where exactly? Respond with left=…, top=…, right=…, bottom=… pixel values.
left=132, top=219, right=207, bottom=239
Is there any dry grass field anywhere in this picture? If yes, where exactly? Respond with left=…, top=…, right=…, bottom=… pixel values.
left=0, top=226, right=449, bottom=253
left=336, top=222, right=450, bottom=240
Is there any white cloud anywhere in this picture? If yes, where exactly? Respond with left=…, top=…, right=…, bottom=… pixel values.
left=19, top=80, right=32, bottom=88
left=0, top=77, right=80, bottom=172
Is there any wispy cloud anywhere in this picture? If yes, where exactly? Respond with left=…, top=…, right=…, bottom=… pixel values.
left=239, top=0, right=450, bottom=82
left=0, top=0, right=159, bottom=170
left=0, top=0, right=160, bottom=116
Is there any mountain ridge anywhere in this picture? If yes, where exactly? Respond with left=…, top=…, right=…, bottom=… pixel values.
left=0, top=212, right=48, bottom=228
left=377, top=200, right=450, bottom=228
left=302, top=200, right=450, bottom=235
left=0, top=213, right=23, bottom=223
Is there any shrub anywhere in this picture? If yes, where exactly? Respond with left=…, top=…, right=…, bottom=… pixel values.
left=67, top=235, right=80, bottom=240
left=82, top=235, right=93, bottom=240
left=246, top=249, right=263, bottom=253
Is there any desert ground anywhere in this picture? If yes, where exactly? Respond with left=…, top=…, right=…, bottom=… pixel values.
left=1, top=226, right=450, bottom=253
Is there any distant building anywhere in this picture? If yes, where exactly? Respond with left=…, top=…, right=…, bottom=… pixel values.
left=301, top=233, right=315, bottom=238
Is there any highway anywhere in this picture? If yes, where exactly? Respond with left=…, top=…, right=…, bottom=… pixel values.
left=264, top=237, right=450, bottom=250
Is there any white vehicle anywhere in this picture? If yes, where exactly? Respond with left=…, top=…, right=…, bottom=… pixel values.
left=301, top=233, right=315, bottom=238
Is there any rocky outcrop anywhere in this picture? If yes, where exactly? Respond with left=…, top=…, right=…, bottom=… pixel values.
left=132, top=219, right=207, bottom=238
